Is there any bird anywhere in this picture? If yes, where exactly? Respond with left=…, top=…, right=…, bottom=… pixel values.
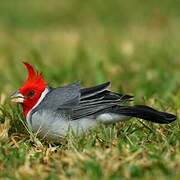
left=10, top=62, right=176, bottom=142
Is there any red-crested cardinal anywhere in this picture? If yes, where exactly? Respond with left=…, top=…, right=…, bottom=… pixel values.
left=11, top=63, right=176, bottom=141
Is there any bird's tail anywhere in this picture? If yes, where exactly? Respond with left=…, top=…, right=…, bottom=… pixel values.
left=110, top=105, right=176, bottom=124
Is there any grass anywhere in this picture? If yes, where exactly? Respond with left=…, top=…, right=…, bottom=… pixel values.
left=0, top=0, right=180, bottom=179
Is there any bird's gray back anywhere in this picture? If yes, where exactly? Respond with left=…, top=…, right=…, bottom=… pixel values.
left=34, top=82, right=80, bottom=112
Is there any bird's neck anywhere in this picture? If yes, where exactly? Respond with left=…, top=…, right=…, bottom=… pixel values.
left=23, top=88, right=50, bottom=120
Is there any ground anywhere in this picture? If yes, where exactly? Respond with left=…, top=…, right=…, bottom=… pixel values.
left=0, top=0, right=179, bottom=179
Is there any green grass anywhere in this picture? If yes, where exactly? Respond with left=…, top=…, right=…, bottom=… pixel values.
left=0, top=0, right=179, bottom=179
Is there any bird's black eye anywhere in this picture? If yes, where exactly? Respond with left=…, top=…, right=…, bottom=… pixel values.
left=27, top=90, right=35, bottom=97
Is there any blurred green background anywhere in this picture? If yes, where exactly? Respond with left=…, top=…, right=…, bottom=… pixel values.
left=0, top=0, right=179, bottom=100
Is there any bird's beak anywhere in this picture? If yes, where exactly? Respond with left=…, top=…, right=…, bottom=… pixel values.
left=10, top=91, right=25, bottom=103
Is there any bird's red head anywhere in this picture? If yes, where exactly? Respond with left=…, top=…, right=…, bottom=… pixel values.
left=11, top=63, right=47, bottom=117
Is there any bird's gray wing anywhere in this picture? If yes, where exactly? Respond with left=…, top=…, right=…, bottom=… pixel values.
left=71, top=83, right=133, bottom=120
left=34, top=81, right=133, bottom=120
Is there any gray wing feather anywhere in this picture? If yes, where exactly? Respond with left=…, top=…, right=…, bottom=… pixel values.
left=80, top=82, right=110, bottom=99
left=72, top=104, right=116, bottom=120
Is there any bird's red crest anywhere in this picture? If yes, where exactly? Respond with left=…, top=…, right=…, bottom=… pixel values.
left=18, top=62, right=47, bottom=116
left=23, top=62, right=37, bottom=81
left=21, top=62, right=47, bottom=89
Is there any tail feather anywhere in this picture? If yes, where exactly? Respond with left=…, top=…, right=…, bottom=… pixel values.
left=110, top=105, right=177, bottom=124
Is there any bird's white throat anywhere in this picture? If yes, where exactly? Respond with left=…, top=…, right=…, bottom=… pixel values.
left=26, top=88, right=50, bottom=122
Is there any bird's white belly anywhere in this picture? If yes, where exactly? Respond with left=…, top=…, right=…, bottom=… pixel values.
left=28, top=110, right=128, bottom=142
left=28, top=110, right=97, bottom=141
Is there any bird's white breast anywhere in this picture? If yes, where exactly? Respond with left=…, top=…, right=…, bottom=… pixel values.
left=28, top=109, right=129, bottom=142
left=28, top=110, right=97, bottom=141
